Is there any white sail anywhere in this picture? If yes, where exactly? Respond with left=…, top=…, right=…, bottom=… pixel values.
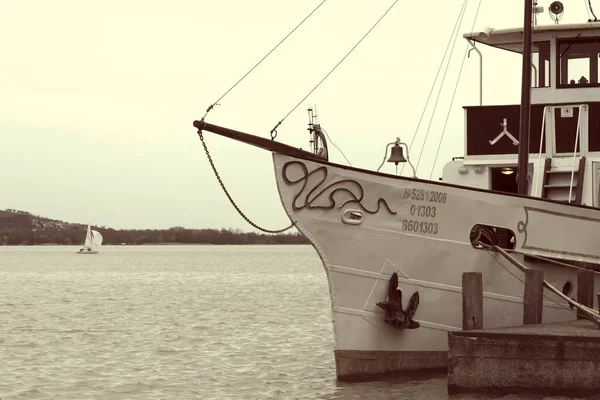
left=91, top=230, right=103, bottom=251
left=83, top=224, right=93, bottom=249
left=77, top=224, right=102, bottom=254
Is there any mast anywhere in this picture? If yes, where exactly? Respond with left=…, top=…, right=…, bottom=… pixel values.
left=517, top=0, right=533, bottom=195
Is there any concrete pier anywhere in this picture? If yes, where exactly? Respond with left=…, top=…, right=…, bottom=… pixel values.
left=447, top=319, right=600, bottom=397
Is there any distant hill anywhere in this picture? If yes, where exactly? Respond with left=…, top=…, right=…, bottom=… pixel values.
left=0, top=209, right=32, bottom=229
left=0, top=209, right=84, bottom=230
left=0, top=209, right=309, bottom=246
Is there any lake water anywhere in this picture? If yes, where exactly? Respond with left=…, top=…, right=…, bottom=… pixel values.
left=0, top=245, right=582, bottom=399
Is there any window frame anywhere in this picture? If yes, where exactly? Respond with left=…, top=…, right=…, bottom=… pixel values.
left=532, top=41, right=551, bottom=88
left=556, top=37, right=600, bottom=89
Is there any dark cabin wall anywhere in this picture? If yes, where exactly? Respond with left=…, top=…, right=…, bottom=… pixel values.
left=464, top=102, right=600, bottom=156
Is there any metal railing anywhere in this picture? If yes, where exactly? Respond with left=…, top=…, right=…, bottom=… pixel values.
left=534, top=106, right=549, bottom=194
left=534, top=104, right=586, bottom=202
left=568, top=105, right=586, bottom=203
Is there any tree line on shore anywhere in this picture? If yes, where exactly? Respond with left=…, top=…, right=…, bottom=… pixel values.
left=0, top=209, right=310, bottom=245
left=0, top=226, right=309, bottom=246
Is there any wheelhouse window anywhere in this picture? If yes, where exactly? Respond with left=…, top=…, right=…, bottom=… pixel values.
left=557, top=38, right=600, bottom=87
left=532, top=41, right=550, bottom=88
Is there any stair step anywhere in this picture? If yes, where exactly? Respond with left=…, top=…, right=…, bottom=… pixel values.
left=547, top=194, right=576, bottom=201
left=541, top=156, right=585, bottom=205
left=544, top=184, right=578, bottom=189
left=546, top=169, right=579, bottom=174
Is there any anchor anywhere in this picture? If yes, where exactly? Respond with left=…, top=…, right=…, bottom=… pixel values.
left=489, top=118, right=519, bottom=146
left=376, top=272, right=420, bottom=329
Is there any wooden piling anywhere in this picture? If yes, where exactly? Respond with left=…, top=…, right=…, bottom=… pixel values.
left=577, top=269, right=595, bottom=320
left=597, top=293, right=600, bottom=313
left=523, top=269, right=544, bottom=325
left=462, top=272, right=483, bottom=330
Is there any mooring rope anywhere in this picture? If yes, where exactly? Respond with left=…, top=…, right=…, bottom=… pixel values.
left=477, top=239, right=600, bottom=325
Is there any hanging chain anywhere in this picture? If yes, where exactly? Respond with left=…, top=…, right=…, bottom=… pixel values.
left=197, top=130, right=294, bottom=234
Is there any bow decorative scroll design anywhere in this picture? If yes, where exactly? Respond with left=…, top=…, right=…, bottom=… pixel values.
left=282, top=161, right=397, bottom=215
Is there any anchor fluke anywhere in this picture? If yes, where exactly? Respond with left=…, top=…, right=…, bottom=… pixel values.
left=376, top=272, right=420, bottom=329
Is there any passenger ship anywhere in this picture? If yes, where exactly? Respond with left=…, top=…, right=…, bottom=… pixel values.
left=194, top=1, right=600, bottom=381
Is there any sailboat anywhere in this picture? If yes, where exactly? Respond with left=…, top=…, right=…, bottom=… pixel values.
left=194, top=1, right=600, bottom=381
left=77, top=224, right=103, bottom=255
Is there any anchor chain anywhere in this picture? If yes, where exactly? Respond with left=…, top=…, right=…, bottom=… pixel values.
left=197, top=130, right=294, bottom=234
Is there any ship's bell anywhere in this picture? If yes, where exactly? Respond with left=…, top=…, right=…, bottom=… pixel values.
left=387, top=144, right=407, bottom=165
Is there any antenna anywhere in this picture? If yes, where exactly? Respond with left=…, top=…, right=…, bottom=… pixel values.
left=307, top=103, right=321, bottom=155
left=306, top=104, right=329, bottom=160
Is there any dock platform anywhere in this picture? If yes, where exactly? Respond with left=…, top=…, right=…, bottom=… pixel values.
left=447, top=319, right=600, bottom=397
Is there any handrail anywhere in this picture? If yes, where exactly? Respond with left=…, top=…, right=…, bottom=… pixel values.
left=531, top=62, right=538, bottom=88
left=534, top=106, right=549, bottom=194
left=568, top=105, right=586, bottom=203
left=535, top=104, right=586, bottom=202
left=467, top=40, right=482, bottom=106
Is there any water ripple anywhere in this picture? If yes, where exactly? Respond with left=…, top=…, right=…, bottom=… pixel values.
left=0, top=245, right=562, bottom=399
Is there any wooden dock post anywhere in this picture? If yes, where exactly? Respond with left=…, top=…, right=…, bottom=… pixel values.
left=462, top=272, right=483, bottom=330
left=523, top=269, right=544, bottom=325
left=577, top=269, right=595, bottom=320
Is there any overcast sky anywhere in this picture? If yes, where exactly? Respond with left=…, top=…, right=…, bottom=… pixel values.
left=1, top=0, right=593, bottom=230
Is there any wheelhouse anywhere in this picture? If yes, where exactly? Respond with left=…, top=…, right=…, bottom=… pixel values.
left=443, top=22, right=600, bottom=207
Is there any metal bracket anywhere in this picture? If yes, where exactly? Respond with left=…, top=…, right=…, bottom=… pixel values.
left=341, top=209, right=363, bottom=225
left=489, top=118, right=519, bottom=146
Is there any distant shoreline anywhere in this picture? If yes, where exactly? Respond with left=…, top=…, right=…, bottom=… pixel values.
left=1, top=242, right=311, bottom=246
left=1, top=208, right=309, bottom=246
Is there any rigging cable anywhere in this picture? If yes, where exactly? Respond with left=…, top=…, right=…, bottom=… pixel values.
left=322, top=127, right=353, bottom=166
left=269, top=0, right=400, bottom=140
left=589, top=0, right=598, bottom=21
left=200, top=0, right=329, bottom=121
left=429, top=0, right=482, bottom=180
left=414, top=0, right=469, bottom=174
left=196, top=1, right=331, bottom=233
left=584, top=0, right=593, bottom=20
left=400, top=0, right=469, bottom=176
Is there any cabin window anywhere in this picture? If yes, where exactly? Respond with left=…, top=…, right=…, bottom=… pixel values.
left=532, top=41, right=550, bottom=88
left=557, top=38, right=600, bottom=87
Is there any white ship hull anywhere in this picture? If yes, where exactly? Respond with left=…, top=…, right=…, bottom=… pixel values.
left=273, top=153, right=600, bottom=381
